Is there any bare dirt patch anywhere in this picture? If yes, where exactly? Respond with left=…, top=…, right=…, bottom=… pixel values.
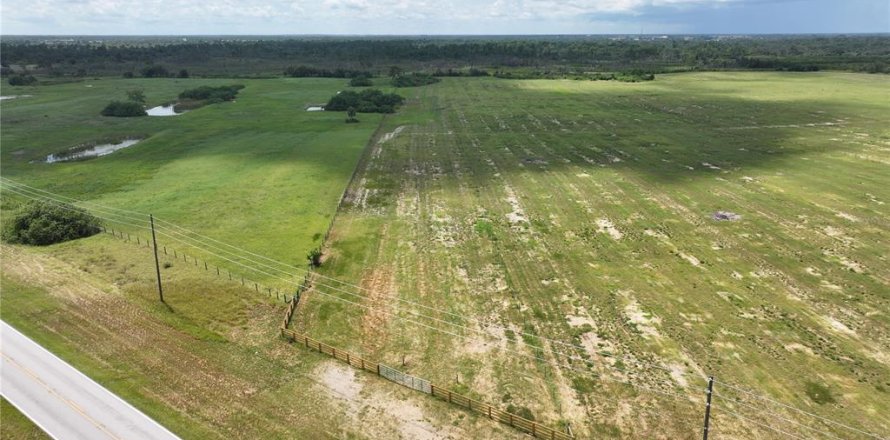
left=359, top=265, right=397, bottom=353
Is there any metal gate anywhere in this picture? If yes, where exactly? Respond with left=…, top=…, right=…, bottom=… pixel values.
left=378, top=363, right=432, bottom=394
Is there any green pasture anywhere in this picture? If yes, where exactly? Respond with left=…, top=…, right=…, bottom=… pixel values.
left=1, top=77, right=382, bottom=269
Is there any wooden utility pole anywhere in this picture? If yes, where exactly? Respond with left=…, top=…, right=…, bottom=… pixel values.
left=150, top=214, right=164, bottom=302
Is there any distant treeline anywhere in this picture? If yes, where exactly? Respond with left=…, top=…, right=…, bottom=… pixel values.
left=1, top=35, right=888, bottom=77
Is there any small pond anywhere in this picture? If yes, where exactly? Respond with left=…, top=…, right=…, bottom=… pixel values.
left=147, top=105, right=180, bottom=116
left=46, top=139, right=142, bottom=163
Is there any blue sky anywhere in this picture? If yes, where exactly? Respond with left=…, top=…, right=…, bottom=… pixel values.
left=1, top=0, right=887, bottom=35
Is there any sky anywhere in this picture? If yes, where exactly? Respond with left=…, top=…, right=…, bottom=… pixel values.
left=0, top=0, right=887, bottom=35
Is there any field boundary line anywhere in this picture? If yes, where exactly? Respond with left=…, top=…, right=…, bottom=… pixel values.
left=279, top=327, right=573, bottom=440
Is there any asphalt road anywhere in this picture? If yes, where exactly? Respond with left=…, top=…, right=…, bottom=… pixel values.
left=0, top=321, right=181, bottom=440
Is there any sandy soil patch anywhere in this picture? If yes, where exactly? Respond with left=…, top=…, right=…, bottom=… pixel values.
left=622, top=292, right=662, bottom=340
left=596, top=218, right=623, bottom=240
left=359, top=265, right=397, bottom=353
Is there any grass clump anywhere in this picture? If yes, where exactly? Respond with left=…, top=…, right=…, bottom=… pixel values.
left=2, top=201, right=101, bottom=246
left=805, top=381, right=836, bottom=405
left=100, top=100, right=146, bottom=117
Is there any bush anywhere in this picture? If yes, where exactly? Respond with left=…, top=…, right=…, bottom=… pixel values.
left=392, top=72, right=440, bottom=87
left=8, top=74, right=37, bottom=86
left=141, top=65, right=170, bottom=78
left=349, top=76, right=373, bottom=87
left=2, top=201, right=102, bottom=246
left=325, top=89, right=404, bottom=113
left=178, top=84, right=244, bottom=102
left=284, top=65, right=372, bottom=79
left=101, top=101, right=146, bottom=117
left=307, top=247, right=323, bottom=267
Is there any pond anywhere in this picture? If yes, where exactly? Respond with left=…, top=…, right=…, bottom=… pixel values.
left=147, top=105, right=180, bottom=116
left=45, top=139, right=142, bottom=163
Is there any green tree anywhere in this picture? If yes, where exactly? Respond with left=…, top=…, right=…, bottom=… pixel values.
left=345, top=106, right=359, bottom=123
left=126, top=89, right=146, bottom=104
left=2, top=201, right=102, bottom=246
left=307, top=247, right=323, bottom=267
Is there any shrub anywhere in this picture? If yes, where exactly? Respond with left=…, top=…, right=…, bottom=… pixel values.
left=101, top=101, right=146, bottom=117
left=345, top=106, right=359, bottom=123
left=307, top=247, right=323, bottom=267
left=349, top=76, right=373, bottom=87
left=392, top=72, right=440, bottom=87
left=141, top=65, right=170, bottom=78
left=8, top=74, right=37, bottom=86
left=126, top=89, right=146, bottom=104
left=325, top=89, right=404, bottom=113
left=505, top=405, right=535, bottom=421
left=178, top=84, right=244, bottom=102
left=2, top=201, right=101, bottom=246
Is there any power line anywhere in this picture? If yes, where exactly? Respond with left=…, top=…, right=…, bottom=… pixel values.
left=719, top=406, right=812, bottom=440
left=3, top=178, right=883, bottom=439
left=714, top=380, right=886, bottom=440
left=714, top=393, right=847, bottom=440
left=3, top=184, right=700, bottom=405
left=1, top=178, right=685, bottom=379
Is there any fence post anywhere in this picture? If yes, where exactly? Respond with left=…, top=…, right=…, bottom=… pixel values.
left=702, top=376, right=714, bottom=440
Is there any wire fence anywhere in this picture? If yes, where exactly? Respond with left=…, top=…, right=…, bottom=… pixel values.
left=2, top=177, right=887, bottom=440
left=280, top=326, right=574, bottom=440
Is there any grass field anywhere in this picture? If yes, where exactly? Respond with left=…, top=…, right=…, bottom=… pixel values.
left=1, top=76, right=383, bottom=268
left=297, top=72, right=890, bottom=439
left=0, top=76, right=523, bottom=439
left=1, top=72, right=889, bottom=439
left=1, top=397, right=50, bottom=440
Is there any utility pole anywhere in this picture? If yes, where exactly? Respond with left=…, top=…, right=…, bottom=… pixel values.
left=150, top=214, right=164, bottom=303
left=702, top=376, right=714, bottom=440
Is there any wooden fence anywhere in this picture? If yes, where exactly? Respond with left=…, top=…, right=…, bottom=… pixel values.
left=280, top=327, right=573, bottom=440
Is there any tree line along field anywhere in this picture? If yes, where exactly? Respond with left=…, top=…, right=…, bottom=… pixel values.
left=296, top=72, right=890, bottom=439
left=1, top=71, right=889, bottom=439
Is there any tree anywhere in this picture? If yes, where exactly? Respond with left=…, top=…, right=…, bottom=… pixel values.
left=7, top=74, right=37, bottom=86
left=345, top=106, right=359, bottom=123
left=307, top=247, right=323, bottom=267
left=178, top=69, right=190, bottom=78
left=126, top=89, right=146, bottom=104
left=388, top=66, right=404, bottom=78
left=2, top=201, right=102, bottom=246
left=141, top=65, right=170, bottom=78
left=101, top=101, right=147, bottom=117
